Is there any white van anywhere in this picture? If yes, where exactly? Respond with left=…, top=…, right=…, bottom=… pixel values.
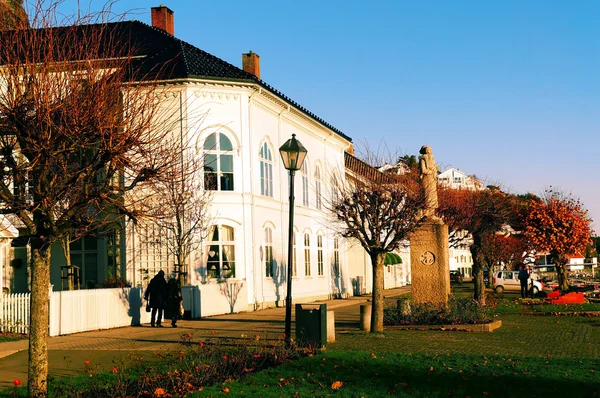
left=493, top=270, right=543, bottom=295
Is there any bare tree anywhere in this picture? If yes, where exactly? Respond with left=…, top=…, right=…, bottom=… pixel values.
left=328, top=152, right=424, bottom=332
left=145, top=146, right=212, bottom=285
left=0, top=2, right=183, bottom=395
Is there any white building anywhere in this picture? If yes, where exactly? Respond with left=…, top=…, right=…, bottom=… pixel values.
left=1, top=6, right=411, bottom=318
left=120, top=6, right=366, bottom=317
left=438, top=168, right=483, bottom=191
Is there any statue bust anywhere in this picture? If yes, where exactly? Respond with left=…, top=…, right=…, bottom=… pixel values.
left=419, top=145, right=439, bottom=218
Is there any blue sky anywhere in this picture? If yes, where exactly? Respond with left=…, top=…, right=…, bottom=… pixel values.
left=56, top=1, right=599, bottom=232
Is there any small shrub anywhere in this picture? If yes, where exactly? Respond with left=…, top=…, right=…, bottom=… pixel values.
left=15, top=332, right=313, bottom=397
left=384, top=296, right=492, bottom=326
left=100, top=277, right=132, bottom=288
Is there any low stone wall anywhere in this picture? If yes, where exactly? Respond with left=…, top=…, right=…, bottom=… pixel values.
left=386, top=319, right=502, bottom=332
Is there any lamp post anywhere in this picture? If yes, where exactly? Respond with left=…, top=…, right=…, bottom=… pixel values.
left=279, top=134, right=307, bottom=347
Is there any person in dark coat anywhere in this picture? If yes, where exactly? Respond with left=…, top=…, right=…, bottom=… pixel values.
left=167, top=273, right=183, bottom=327
left=518, top=265, right=530, bottom=298
left=144, top=270, right=168, bottom=327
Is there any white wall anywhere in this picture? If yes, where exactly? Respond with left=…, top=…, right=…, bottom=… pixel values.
left=127, top=82, right=356, bottom=317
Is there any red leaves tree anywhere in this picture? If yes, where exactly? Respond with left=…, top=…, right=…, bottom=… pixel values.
left=479, top=233, right=526, bottom=283
left=523, top=190, right=592, bottom=291
left=437, top=186, right=517, bottom=304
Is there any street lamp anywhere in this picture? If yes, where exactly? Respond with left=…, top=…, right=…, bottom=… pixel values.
left=279, top=133, right=307, bottom=347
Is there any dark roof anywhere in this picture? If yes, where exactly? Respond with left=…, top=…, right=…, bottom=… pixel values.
left=5, top=20, right=349, bottom=141
left=125, top=21, right=351, bottom=141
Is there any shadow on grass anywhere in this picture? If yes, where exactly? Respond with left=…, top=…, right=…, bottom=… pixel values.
left=202, top=352, right=600, bottom=397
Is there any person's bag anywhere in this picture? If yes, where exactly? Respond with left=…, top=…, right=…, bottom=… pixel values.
left=145, top=302, right=151, bottom=313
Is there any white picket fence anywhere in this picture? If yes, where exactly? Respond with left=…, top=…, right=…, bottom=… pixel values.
left=0, top=292, right=30, bottom=334
left=1, top=287, right=152, bottom=336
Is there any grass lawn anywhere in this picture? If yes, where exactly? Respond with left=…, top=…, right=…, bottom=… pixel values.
left=2, top=293, right=599, bottom=397
left=197, top=351, right=599, bottom=397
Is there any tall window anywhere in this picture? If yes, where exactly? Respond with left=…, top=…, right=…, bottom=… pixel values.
left=70, top=236, right=98, bottom=289
left=292, top=231, right=297, bottom=277
left=206, top=225, right=235, bottom=279
left=304, top=233, right=311, bottom=276
left=317, top=234, right=324, bottom=276
left=204, top=132, right=234, bottom=191
left=301, top=161, right=309, bottom=206
left=259, top=142, right=273, bottom=197
left=315, top=165, right=322, bottom=210
left=333, top=236, right=340, bottom=276
left=264, top=227, right=274, bottom=277
left=331, top=173, right=340, bottom=201
left=137, top=223, right=170, bottom=284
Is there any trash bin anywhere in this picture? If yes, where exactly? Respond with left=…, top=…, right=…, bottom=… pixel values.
left=295, top=303, right=327, bottom=348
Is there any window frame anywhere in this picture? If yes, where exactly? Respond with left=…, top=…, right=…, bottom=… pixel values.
left=264, top=226, right=274, bottom=278
left=203, top=132, right=235, bottom=191
left=206, top=224, right=236, bottom=280
left=304, top=232, right=311, bottom=276
left=259, top=141, right=274, bottom=197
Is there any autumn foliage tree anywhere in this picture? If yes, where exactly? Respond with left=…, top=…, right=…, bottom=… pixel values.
left=330, top=153, right=424, bottom=332
left=0, top=2, right=184, bottom=396
left=479, top=233, right=526, bottom=284
left=523, top=190, right=592, bottom=292
left=437, top=186, right=517, bottom=304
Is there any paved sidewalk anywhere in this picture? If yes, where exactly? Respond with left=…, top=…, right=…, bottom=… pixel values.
left=0, top=286, right=410, bottom=389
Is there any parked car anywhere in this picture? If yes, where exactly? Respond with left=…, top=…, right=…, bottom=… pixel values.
left=450, top=270, right=464, bottom=285
left=493, top=270, right=543, bottom=294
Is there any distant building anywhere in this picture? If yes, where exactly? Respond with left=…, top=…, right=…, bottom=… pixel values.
left=437, top=168, right=483, bottom=190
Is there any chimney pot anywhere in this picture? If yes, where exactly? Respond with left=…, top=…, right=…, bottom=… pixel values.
left=151, top=5, right=174, bottom=36
left=242, top=51, right=260, bottom=80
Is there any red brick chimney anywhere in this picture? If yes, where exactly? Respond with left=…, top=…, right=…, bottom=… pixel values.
left=151, top=5, right=174, bottom=36
left=242, top=51, right=260, bottom=79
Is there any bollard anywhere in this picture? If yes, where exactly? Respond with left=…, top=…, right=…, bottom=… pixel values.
left=327, top=310, right=335, bottom=343
left=360, top=303, right=371, bottom=332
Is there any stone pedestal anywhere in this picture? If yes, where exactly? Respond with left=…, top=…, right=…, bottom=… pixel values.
left=410, top=219, right=450, bottom=306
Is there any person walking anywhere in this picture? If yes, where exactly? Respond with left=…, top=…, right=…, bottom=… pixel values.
left=167, top=273, right=183, bottom=328
left=144, top=270, right=168, bottom=327
left=518, top=265, right=530, bottom=299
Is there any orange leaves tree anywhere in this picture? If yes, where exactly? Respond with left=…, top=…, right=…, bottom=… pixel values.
left=479, top=233, right=526, bottom=284
left=330, top=154, right=424, bottom=332
left=437, top=186, right=517, bottom=304
left=523, top=190, right=592, bottom=292
left=0, top=3, right=182, bottom=396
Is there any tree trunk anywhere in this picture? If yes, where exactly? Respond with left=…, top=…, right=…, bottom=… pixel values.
left=28, top=242, right=51, bottom=397
left=556, top=263, right=569, bottom=292
left=470, top=243, right=485, bottom=305
left=369, top=252, right=385, bottom=333
left=487, top=265, right=495, bottom=288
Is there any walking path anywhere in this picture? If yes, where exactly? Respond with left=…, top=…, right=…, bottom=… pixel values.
left=0, top=287, right=410, bottom=388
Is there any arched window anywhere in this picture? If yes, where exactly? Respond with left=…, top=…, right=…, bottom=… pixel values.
left=206, top=225, right=235, bottom=279
left=204, top=132, right=234, bottom=191
left=304, top=233, right=311, bottom=276
left=301, top=161, right=309, bottom=206
left=333, top=236, right=340, bottom=276
left=315, top=165, right=322, bottom=210
left=317, top=234, right=324, bottom=276
left=264, top=227, right=274, bottom=277
left=259, top=142, right=273, bottom=197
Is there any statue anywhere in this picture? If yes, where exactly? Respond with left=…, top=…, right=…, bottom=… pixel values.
left=418, top=145, right=438, bottom=219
